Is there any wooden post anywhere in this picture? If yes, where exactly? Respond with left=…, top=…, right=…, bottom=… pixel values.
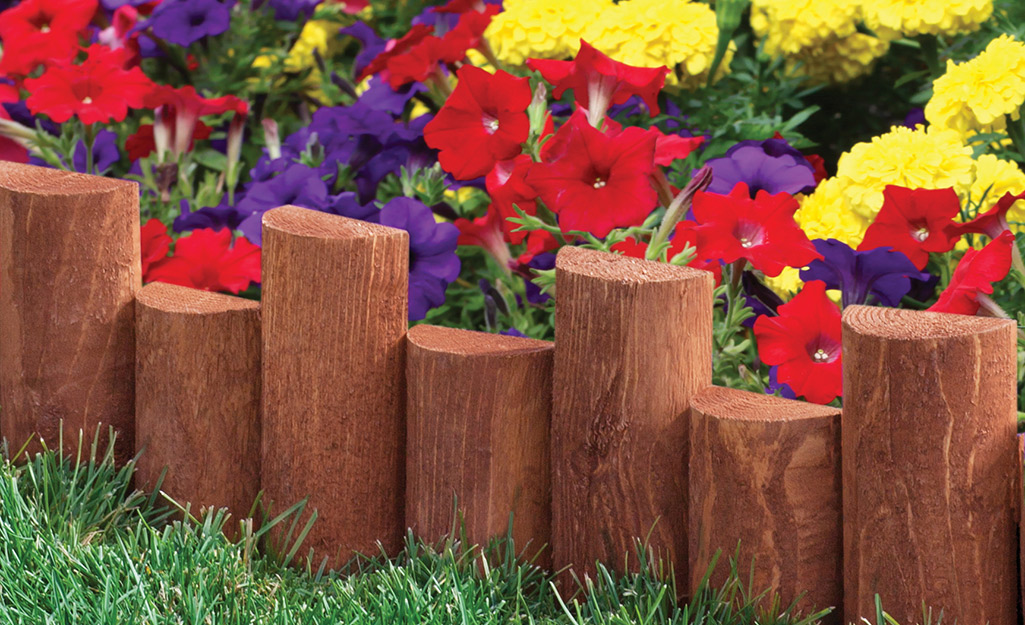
left=689, top=386, right=841, bottom=620
left=135, top=282, right=261, bottom=535
left=406, top=324, right=553, bottom=566
left=261, top=205, right=408, bottom=568
left=0, top=162, right=139, bottom=464
left=552, top=246, right=713, bottom=587
left=843, top=305, right=1018, bottom=625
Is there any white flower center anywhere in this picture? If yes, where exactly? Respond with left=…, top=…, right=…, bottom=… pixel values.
left=812, top=349, right=830, bottom=363
left=81, top=96, right=93, bottom=104
left=912, top=226, right=929, bottom=242
left=593, top=177, right=606, bottom=189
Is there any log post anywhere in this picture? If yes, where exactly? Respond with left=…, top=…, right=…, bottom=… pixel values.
left=688, top=386, right=841, bottom=620
left=135, top=282, right=261, bottom=535
left=406, top=324, right=553, bottom=567
left=261, top=205, right=408, bottom=568
left=552, top=246, right=714, bottom=587
left=843, top=305, right=1018, bottom=625
left=0, top=162, right=139, bottom=464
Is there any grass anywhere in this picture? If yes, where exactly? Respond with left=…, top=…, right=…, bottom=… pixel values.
left=0, top=432, right=913, bottom=624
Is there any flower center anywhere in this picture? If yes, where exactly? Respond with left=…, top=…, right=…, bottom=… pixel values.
left=593, top=176, right=607, bottom=189
left=812, top=349, right=830, bottom=363
left=910, top=223, right=930, bottom=242
left=805, top=336, right=840, bottom=365
left=733, top=219, right=765, bottom=249
left=40, top=24, right=51, bottom=33
left=81, top=96, right=93, bottom=104
left=482, top=114, right=499, bottom=135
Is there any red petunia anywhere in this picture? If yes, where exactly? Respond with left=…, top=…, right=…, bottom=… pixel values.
left=0, top=0, right=96, bottom=76
left=754, top=280, right=842, bottom=405
left=438, top=5, right=500, bottom=57
left=951, top=189, right=1025, bottom=239
left=857, top=185, right=961, bottom=269
left=24, top=44, right=153, bottom=124
left=527, top=40, right=668, bottom=126
left=649, top=128, right=704, bottom=166
left=140, top=218, right=172, bottom=281
left=146, top=228, right=261, bottom=294
left=126, top=121, right=212, bottom=162
left=424, top=66, right=531, bottom=180
left=928, top=230, right=1014, bottom=315
left=454, top=207, right=512, bottom=269
left=433, top=0, right=485, bottom=12
left=356, top=24, right=434, bottom=83
left=526, top=112, right=657, bottom=237
left=143, top=85, right=246, bottom=157
left=690, top=182, right=821, bottom=277
left=611, top=220, right=722, bottom=282
left=486, top=155, right=539, bottom=243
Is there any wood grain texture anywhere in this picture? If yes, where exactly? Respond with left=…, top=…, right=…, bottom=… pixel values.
left=0, top=162, right=139, bottom=464
left=261, top=205, right=408, bottom=568
left=551, top=246, right=714, bottom=587
left=135, top=282, right=261, bottom=536
left=406, top=325, right=553, bottom=567
left=842, top=306, right=1018, bottom=625
left=688, top=386, right=841, bottom=621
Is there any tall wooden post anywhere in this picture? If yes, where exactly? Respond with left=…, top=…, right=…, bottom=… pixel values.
left=261, top=205, right=408, bottom=568
left=689, top=386, right=841, bottom=621
left=135, top=282, right=261, bottom=535
left=0, top=162, right=139, bottom=463
left=551, top=246, right=713, bottom=587
left=843, top=306, right=1018, bottom=625
left=406, top=324, right=553, bottom=567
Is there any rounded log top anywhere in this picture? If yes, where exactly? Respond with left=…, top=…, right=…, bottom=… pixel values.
left=843, top=305, right=1014, bottom=341
left=691, top=385, right=840, bottom=422
left=408, top=324, right=552, bottom=357
left=556, top=246, right=712, bottom=284
left=0, top=161, right=137, bottom=197
left=137, top=282, right=259, bottom=315
left=263, top=205, right=408, bottom=241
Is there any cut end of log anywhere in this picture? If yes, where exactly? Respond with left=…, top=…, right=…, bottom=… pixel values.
left=407, top=325, right=552, bottom=357
left=556, top=246, right=712, bottom=284
left=0, top=161, right=137, bottom=197
left=137, top=282, right=259, bottom=315
left=691, top=385, right=840, bottom=423
left=263, top=205, right=409, bottom=242
left=843, top=305, right=1014, bottom=340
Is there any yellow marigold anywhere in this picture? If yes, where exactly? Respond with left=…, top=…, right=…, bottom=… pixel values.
left=763, top=266, right=803, bottom=299
left=485, top=0, right=613, bottom=66
left=795, top=177, right=870, bottom=248
left=834, top=125, right=974, bottom=221
left=785, top=32, right=890, bottom=84
left=964, top=154, right=1025, bottom=225
left=585, top=0, right=730, bottom=88
left=286, top=19, right=345, bottom=72
left=924, top=34, right=1025, bottom=140
left=861, top=0, right=992, bottom=40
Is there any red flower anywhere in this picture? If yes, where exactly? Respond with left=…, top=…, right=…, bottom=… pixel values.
left=649, top=128, right=704, bottom=166
left=527, top=40, right=668, bottom=125
left=454, top=207, right=512, bottom=269
left=951, top=189, right=1025, bottom=239
left=526, top=113, right=657, bottom=237
left=24, top=44, right=153, bottom=124
left=126, top=121, right=212, bottom=161
left=424, top=66, right=531, bottom=180
left=0, top=0, right=96, bottom=76
left=146, top=228, right=261, bottom=294
left=438, top=5, right=500, bottom=57
left=144, top=84, right=247, bottom=156
left=0, top=83, right=29, bottom=163
left=754, top=280, right=842, bottom=405
left=928, top=230, right=1014, bottom=315
left=611, top=220, right=722, bottom=282
left=690, top=182, right=821, bottom=277
left=434, top=0, right=486, bottom=12
left=140, top=218, right=172, bottom=281
left=516, top=229, right=560, bottom=265
left=356, top=23, right=434, bottom=83
left=486, top=155, right=539, bottom=243
left=857, top=186, right=961, bottom=269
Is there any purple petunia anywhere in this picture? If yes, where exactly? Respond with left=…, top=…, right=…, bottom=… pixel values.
left=706, top=138, right=817, bottom=197
left=174, top=199, right=246, bottom=233
left=799, top=238, right=930, bottom=308
left=378, top=197, right=460, bottom=321
left=72, top=129, right=120, bottom=174
left=237, top=163, right=330, bottom=244
left=265, top=0, right=321, bottom=21
left=146, top=0, right=234, bottom=47
left=340, top=22, right=387, bottom=77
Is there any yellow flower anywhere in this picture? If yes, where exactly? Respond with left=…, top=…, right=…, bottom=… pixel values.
left=763, top=266, right=803, bottom=299
left=860, top=0, right=992, bottom=40
left=485, top=0, right=613, bottom=66
left=795, top=177, right=870, bottom=248
left=924, top=34, right=1025, bottom=141
left=834, top=124, right=974, bottom=221
left=286, top=20, right=344, bottom=73
left=965, top=154, right=1025, bottom=225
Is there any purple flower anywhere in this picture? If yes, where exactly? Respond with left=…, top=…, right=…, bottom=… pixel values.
left=323, top=192, right=380, bottom=222
left=500, top=327, right=527, bottom=338
left=146, top=0, right=233, bottom=46
left=799, top=239, right=929, bottom=308
left=358, top=77, right=426, bottom=116
left=237, top=164, right=330, bottom=245
left=100, top=0, right=154, bottom=9
left=266, top=0, right=321, bottom=21
left=524, top=252, right=555, bottom=305
left=340, top=22, right=387, bottom=77
left=706, top=138, right=817, bottom=196
left=174, top=199, right=246, bottom=232
left=902, top=108, right=926, bottom=129
left=765, top=366, right=796, bottom=399
left=72, top=129, right=120, bottom=174
left=3, top=100, right=60, bottom=136
left=378, top=197, right=460, bottom=321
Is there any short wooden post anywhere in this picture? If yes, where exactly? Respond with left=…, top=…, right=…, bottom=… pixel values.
left=135, top=283, right=261, bottom=534
left=552, top=246, right=713, bottom=586
left=689, top=386, right=841, bottom=620
left=406, top=325, right=553, bottom=566
left=0, top=162, right=139, bottom=464
left=843, top=306, right=1018, bottom=625
left=261, top=205, right=408, bottom=568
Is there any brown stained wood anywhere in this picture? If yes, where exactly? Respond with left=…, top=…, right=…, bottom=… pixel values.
left=406, top=324, right=553, bottom=567
left=842, top=305, right=1018, bottom=625
left=689, top=386, right=841, bottom=621
left=0, top=162, right=140, bottom=464
left=135, top=282, right=261, bottom=536
left=552, top=246, right=714, bottom=588
left=261, top=205, right=408, bottom=568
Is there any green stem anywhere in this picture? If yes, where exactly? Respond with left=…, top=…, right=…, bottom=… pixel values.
left=83, top=123, right=96, bottom=175
left=919, top=35, right=942, bottom=78
left=1006, top=114, right=1025, bottom=163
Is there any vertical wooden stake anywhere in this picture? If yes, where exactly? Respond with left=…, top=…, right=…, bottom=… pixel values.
left=406, top=325, right=553, bottom=567
left=843, top=306, right=1018, bottom=625
left=261, top=205, right=408, bottom=568
left=0, top=162, right=139, bottom=464
left=552, top=247, right=713, bottom=587
left=689, top=386, right=841, bottom=620
left=135, top=283, right=261, bottom=535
